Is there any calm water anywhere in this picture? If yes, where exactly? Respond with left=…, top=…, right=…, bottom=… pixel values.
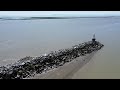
left=0, top=17, right=120, bottom=78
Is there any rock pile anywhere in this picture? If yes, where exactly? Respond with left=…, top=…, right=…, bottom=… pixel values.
left=0, top=41, right=104, bottom=79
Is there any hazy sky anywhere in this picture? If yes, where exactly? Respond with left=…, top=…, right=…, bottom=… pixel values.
left=0, top=11, right=120, bottom=17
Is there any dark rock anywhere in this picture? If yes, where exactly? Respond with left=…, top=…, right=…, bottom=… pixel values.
left=0, top=40, right=104, bottom=79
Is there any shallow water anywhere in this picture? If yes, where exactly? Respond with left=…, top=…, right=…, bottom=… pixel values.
left=0, top=17, right=120, bottom=78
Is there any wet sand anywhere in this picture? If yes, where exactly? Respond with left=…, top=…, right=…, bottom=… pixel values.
left=27, top=51, right=96, bottom=79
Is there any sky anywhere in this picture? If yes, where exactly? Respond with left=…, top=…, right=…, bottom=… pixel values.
left=0, top=11, right=120, bottom=17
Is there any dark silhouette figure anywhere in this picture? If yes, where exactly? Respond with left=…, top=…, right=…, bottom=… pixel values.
left=92, top=34, right=96, bottom=42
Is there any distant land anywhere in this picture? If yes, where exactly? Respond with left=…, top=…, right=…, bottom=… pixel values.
left=0, top=16, right=119, bottom=20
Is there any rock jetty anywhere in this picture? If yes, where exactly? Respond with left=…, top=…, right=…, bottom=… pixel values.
left=0, top=40, right=104, bottom=79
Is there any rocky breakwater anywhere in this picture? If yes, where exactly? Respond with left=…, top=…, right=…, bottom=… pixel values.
left=0, top=40, right=104, bottom=79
